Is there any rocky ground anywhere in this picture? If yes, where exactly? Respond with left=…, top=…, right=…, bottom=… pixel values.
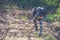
left=0, top=20, right=60, bottom=40
left=0, top=10, right=60, bottom=40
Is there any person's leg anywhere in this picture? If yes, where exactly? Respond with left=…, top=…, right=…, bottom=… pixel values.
left=33, top=19, right=38, bottom=31
left=39, top=19, right=43, bottom=35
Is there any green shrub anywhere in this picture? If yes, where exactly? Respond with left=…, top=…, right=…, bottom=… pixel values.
left=44, top=13, right=60, bottom=23
left=54, top=13, right=60, bottom=21
left=44, top=14, right=55, bottom=23
left=57, top=7, right=60, bottom=13
left=46, top=35, right=57, bottom=40
left=21, top=16, right=28, bottom=21
left=4, top=5, right=18, bottom=9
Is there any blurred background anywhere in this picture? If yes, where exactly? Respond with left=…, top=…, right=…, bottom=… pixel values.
left=0, top=0, right=60, bottom=40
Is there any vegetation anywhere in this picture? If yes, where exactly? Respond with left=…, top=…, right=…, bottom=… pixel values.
left=44, top=13, right=60, bottom=23
left=44, top=14, right=55, bottom=23
left=46, top=35, right=57, bottom=40
left=21, top=16, right=28, bottom=21
left=0, top=0, right=60, bottom=26
left=0, top=0, right=60, bottom=23
left=0, top=0, right=59, bottom=10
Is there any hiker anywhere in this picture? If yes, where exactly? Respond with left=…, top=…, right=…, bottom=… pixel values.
left=32, top=7, right=38, bottom=31
left=32, top=7, right=47, bottom=35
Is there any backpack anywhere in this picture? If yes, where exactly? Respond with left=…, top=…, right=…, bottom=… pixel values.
left=36, top=7, right=47, bottom=17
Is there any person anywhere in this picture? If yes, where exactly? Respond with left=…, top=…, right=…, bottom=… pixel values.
left=32, top=7, right=38, bottom=31
left=32, top=7, right=47, bottom=35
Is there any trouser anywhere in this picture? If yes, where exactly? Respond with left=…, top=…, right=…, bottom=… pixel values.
left=39, top=19, right=43, bottom=34
left=33, top=19, right=38, bottom=31
left=33, top=19, right=43, bottom=34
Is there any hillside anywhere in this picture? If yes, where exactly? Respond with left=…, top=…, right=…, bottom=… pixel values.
left=0, top=9, right=60, bottom=40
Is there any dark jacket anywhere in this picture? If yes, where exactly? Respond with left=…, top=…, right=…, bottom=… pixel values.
left=32, top=7, right=47, bottom=18
left=32, top=8, right=37, bottom=17
left=37, top=8, right=47, bottom=17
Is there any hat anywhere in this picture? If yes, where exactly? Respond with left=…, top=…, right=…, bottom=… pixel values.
left=37, top=7, right=45, bottom=10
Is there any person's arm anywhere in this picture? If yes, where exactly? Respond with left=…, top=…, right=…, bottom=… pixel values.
left=31, top=8, right=34, bottom=17
left=34, top=11, right=39, bottom=18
